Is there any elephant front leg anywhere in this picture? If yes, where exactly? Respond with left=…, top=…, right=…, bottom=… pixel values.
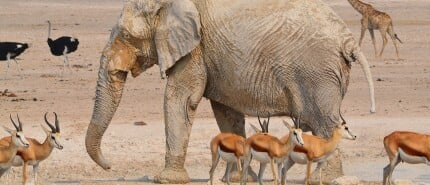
left=211, top=101, right=258, bottom=182
left=154, top=52, right=207, bottom=184
left=154, top=88, right=200, bottom=184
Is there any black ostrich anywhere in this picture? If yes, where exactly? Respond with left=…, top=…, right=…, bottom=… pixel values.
left=46, top=20, right=79, bottom=72
left=0, top=42, right=29, bottom=77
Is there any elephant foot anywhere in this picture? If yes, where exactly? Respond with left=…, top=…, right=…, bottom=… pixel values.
left=310, top=150, right=343, bottom=185
left=222, top=168, right=258, bottom=182
left=154, top=167, right=190, bottom=184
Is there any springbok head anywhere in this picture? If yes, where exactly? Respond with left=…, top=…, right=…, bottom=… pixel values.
left=285, top=115, right=304, bottom=146
left=3, top=114, right=30, bottom=148
left=41, top=112, right=64, bottom=150
left=338, top=112, right=357, bottom=140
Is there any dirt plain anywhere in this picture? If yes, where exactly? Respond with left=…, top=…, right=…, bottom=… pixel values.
left=0, top=0, right=429, bottom=184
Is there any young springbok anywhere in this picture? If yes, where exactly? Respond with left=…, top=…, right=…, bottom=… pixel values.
left=241, top=115, right=304, bottom=185
left=280, top=114, right=356, bottom=185
left=0, top=112, right=63, bottom=185
left=209, top=132, right=249, bottom=185
left=383, top=131, right=430, bottom=185
left=0, top=115, right=30, bottom=178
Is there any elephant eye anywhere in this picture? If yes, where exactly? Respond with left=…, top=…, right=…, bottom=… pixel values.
left=122, top=31, right=131, bottom=39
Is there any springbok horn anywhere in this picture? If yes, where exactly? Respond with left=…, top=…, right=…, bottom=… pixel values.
left=54, top=112, right=60, bottom=132
left=297, top=114, right=301, bottom=129
left=265, top=112, right=270, bottom=133
left=10, top=114, right=19, bottom=131
left=17, top=114, right=23, bottom=131
left=339, top=110, right=346, bottom=125
left=44, top=112, right=56, bottom=132
left=257, top=113, right=265, bottom=133
left=290, top=114, right=297, bottom=128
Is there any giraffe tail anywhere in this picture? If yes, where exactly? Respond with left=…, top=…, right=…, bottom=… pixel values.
left=394, top=34, right=403, bottom=44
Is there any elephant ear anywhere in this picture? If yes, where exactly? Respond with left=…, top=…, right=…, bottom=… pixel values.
left=155, top=0, right=201, bottom=79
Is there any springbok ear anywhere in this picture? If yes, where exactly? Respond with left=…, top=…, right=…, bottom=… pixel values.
left=155, top=0, right=201, bottom=79
left=282, top=120, right=293, bottom=131
left=2, top=126, right=14, bottom=135
left=40, top=125, right=51, bottom=135
left=250, top=124, right=262, bottom=133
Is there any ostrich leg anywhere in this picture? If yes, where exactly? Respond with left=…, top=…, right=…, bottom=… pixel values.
left=210, top=100, right=258, bottom=182
left=13, top=59, right=23, bottom=79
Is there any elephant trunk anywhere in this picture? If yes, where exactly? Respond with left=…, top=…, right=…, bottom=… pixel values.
left=354, top=49, right=376, bottom=113
left=86, top=54, right=127, bottom=170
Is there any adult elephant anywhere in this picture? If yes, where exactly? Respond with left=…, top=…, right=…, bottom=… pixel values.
left=86, top=0, right=376, bottom=183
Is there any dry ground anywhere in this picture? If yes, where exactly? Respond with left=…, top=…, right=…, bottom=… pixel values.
left=0, top=0, right=429, bottom=184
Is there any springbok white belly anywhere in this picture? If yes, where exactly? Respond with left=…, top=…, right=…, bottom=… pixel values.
left=218, top=147, right=238, bottom=162
left=290, top=152, right=308, bottom=164
left=251, top=149, right=284, bottom=163
left=398, top=148, right=430, bottom=165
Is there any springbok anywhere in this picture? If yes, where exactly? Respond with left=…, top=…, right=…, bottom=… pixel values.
left=0, top=115, right=30, bottom=179
left=280, top=113, right=356, bottom=185
left=383, top=131, right=430, bottom=185
left=241, top=115, right=304, bottom=185
left=209, top=132, right=249, bottom=185
left=0, top=112, right=63, bottom=185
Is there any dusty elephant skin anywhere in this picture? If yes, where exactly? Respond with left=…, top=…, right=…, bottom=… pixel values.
left=85, top=0, right=376, bottom=184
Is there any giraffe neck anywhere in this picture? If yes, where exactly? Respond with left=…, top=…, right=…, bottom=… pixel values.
left=347, top=0, right=371, bottom=15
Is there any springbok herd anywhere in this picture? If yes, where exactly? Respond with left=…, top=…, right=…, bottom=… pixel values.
left=209, top=113, right=430, bottom=185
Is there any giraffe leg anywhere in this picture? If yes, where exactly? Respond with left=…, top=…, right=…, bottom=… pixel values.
left=379, top=28, right=389, bottom=58
left=368, top=29, right=378, bottom=58
left=359, top=26, right=366, bottom=47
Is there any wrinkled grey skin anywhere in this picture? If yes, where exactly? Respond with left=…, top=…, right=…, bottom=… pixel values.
left=85, top=0, right=376, bottom=183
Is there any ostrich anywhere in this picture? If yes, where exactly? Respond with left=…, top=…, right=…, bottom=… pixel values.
left=0, top=42, right=29, bottom=78
left=46, top=20, right=79, bottom=73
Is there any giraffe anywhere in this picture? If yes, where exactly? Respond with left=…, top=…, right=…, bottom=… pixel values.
left=347, top=0, right=402, bottom=59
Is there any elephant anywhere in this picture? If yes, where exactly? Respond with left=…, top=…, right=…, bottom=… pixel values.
left=85, top=0, right=376, bottom=184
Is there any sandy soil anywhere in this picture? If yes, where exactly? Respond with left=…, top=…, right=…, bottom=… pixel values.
left=0, top=0, right=429, bottom=184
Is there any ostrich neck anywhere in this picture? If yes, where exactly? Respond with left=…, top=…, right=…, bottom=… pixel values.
left=48, top=22, right=51, bottom=38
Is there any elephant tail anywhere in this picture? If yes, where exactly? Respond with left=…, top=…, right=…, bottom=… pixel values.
left=350, top=48, right=376, bottom=113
